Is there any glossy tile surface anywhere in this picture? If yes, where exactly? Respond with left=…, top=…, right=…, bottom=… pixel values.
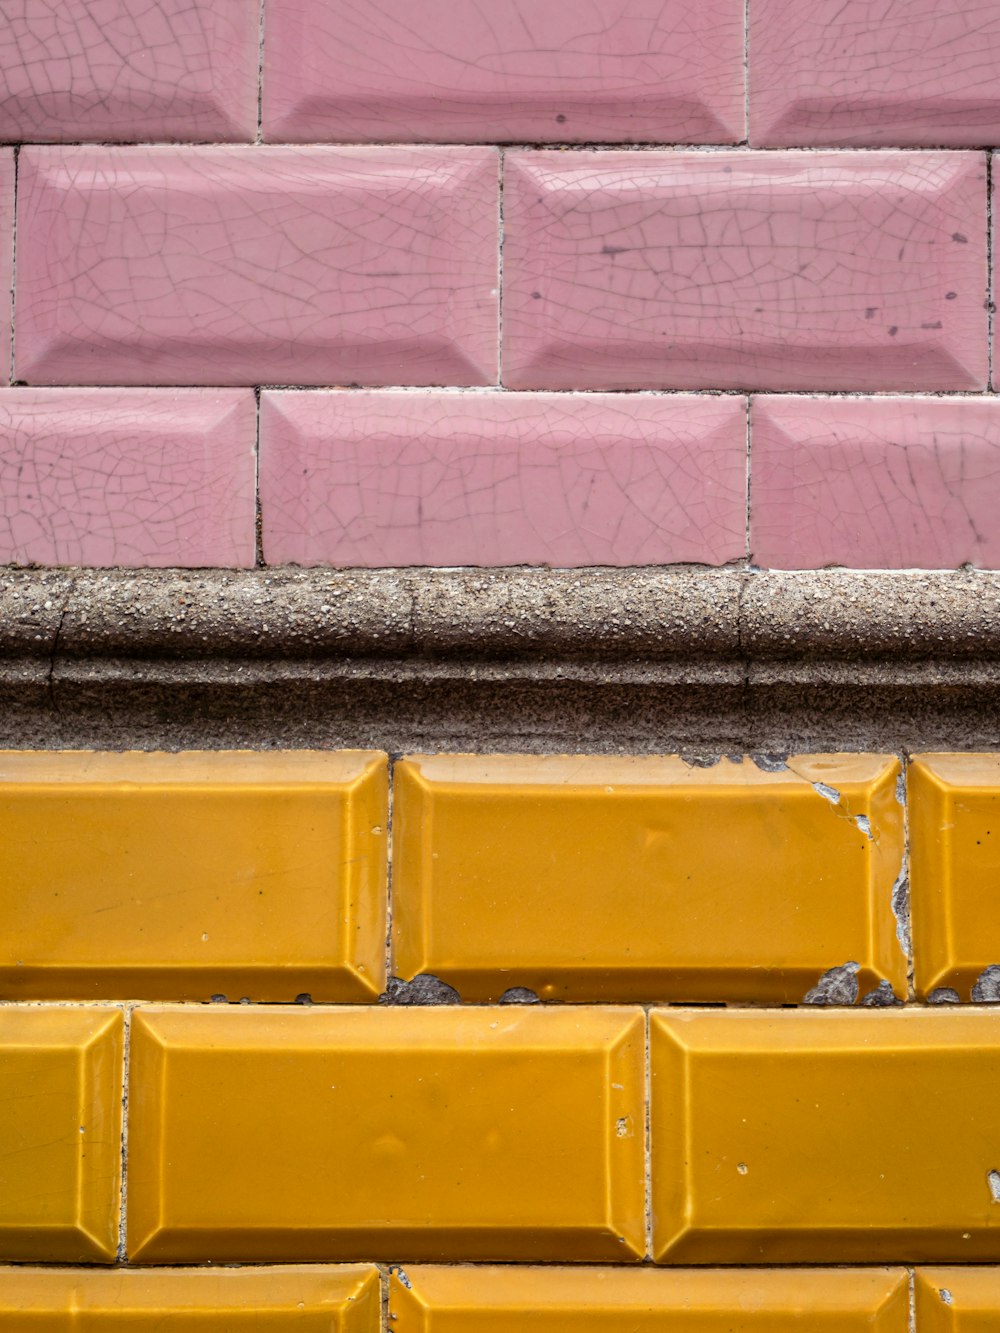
left=393, top=754, right=906, bottom=1003
left=651, top=1009, right=1000, bottom=1263
left=15, top=147, right=499, bottom=388
left=502, top=151, right=986, bottom=392
left=0, top=390, right=256, bottom=568
left=262, top=0, right=744, bottom=144
left=0, top=0, right=258, bottom=142
left=127, top=1006, right=645, bottom=1263
left=751, top=397, right=1000, bottom=569
left=389, top=1266, right=910, bottom=1332
left=0, top=750, right=387, bottom=1001
left=0, top=1007, right=123, bottom=1262
left=750, top=0, right=1000, bottom=147
left=910, top=754, right=1000, bottom=999
left=0, top=1266, right=380, bottom=1330
left=917, top=1269, right=1000, bottom=1333
left=259, top=391, right=747, bottom=567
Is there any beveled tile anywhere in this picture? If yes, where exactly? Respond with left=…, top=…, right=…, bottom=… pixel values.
left=0, top=750, right=387, bottom=1001
left=911, top=754, right=1000, bottom=999
left=127, top=1005, right=645, bottom=1263
left=0, top=1266, right=379, bottom=1330
left=0, top=1007, right=123, bottom=1262
left=502, top=151, right=987, bottom=392
left=916, top=1269, right=1000, bottom=1333
left=652, top=1008, right=1000, bottom=1262
left=389, top=1266, right=910, bottom=1333
left=393, top=754, right=906, bottom=1003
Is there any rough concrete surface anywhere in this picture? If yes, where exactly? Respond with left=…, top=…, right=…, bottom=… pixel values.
left=1, top=566, right=999, bottom=751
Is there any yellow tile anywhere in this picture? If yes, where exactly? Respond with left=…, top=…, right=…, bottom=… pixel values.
left=0, top=1006, right=123, bottom=1262
left=127, top=1005, right=645, bottom=1263
left=0, top=750, right=387, bottom=1001
left=911, top=754, right=1000, bottom=999
left=651, top=1008, right=1000, bottom=1263
left=393, top=753, right=905, bottom=1002
left=389, top=1266, right=909, bottom=1332
left=916, top=1269, right=1000, bottom=1333
left=0, top=1266, right=379, bottom=1330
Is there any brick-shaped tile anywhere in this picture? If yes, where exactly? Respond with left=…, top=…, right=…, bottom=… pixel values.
left=392, top=754, right=906, bottom=1003
left=651, top=1009, right=1000, bottom=1262
left=259, top=391, right=747, bottom=567
left=0, top=150, right=12, bottom=383
left=15, top=147, right=500, bottom=388
left=502, top=151, right=987, bottom=392
left=0, top=1007, right=123, bottom=1263
left=127, top=1006, right=645, bottom=1263
left=262, top=0, right=745, bottom=144
left=750, top=0, right=1000, bottom=147
left=0, top=0, right=258, bottom=142
left=751, top=396, right=1000, bottom=569
left=0, top=390, right=257, bottom=568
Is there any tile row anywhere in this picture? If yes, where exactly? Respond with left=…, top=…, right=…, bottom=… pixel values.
left=6, top=0, right=1000, bottom=148
left=11, top=388, right=1000, bottom=569
left=1, top=749, right=999, bottom=1004
left=1, top=147, right=996, bottom=393
left=0, top=1266, right=990, bottom=1330
left=10, top=1003, right=1000, bottom=1263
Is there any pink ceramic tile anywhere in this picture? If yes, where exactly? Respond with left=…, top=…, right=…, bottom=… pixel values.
left=15, top=147, right=499, bottom=388
left=0, top=0, right=258, bottom=142
left=752, top=396, right=1000, bottom=569
left=502, top=150, right=987, bottom=392
left=0, top=390, right=256, bottom=567
left=259, top=390, right=747, bottom=567
left=0, top=151, right=12, bottom=383
left=751, top=0, right=1000, bottom=148
left=262, top=0, right=744, bottom=144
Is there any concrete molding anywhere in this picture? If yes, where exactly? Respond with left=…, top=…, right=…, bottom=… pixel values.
left=1, top=567, right=999, bottom=750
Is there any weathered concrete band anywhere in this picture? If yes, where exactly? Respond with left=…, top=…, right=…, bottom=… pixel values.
left=1, top=567, right=999, bottom=750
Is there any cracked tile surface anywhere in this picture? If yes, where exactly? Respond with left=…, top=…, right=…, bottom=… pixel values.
left=262, top=0, right=744, bottom=144
left=750, top=0, right=1000, bottom=147
left=0, top=0, right=258, bottom=143
left=14, top=147, right=500, bottom=388
left=0, top=390, right=257, bottom=568
left=259, top=391, right=747, bottom=567
left=501, top=150, right=987, bottom=392
left=752, top=396, right=1000, bottom=570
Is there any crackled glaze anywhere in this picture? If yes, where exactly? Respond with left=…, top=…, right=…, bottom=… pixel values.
left=259, top=391, right=746, bottom=567
left=752, top=396, right=1000, bottom=570
left=502, top=150, right=987, bottom=392
left=0, top=0, right=258, bottom=142
left=263, top=0, right=744, bottom=144
left=0, top=390, right=257, bottom=568
left=15, top=147, right=499, bottom=388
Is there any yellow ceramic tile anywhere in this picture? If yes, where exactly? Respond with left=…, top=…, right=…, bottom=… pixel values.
left=0, top=749, right=387, bottom=1001
left=393, top=753, right=905, bottom=1002
left=916, top=1269, right=1000, bottom=1333
left=0, top=1006, right=123, bottom=1262
left=127, top=1005, right=645, bottom=1263
left=0, top=1266, right=379, bottom=1330
left=651, top=1008, right=1000, bottom=1263
left=389, top=1266, right=909, bottom=1333
left=911, top=754, right=1000, bottom=999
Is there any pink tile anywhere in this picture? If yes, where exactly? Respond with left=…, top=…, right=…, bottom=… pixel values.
left=259, top=390, right=747, bottom=567
left=15, top=147, right=499, bottom=388
left=751, top=396, right=1000, bottom=569
left=0, top=0, right=258, bottom=142
left=262, top=0, right=744, bottom=144
left=502, top=151, right=987, bottom=392
left=751, top=0, right=1000, bottom=148
left=0, top=389, right=256, bottom=568
left=0, top=150, right=12, bottom=383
